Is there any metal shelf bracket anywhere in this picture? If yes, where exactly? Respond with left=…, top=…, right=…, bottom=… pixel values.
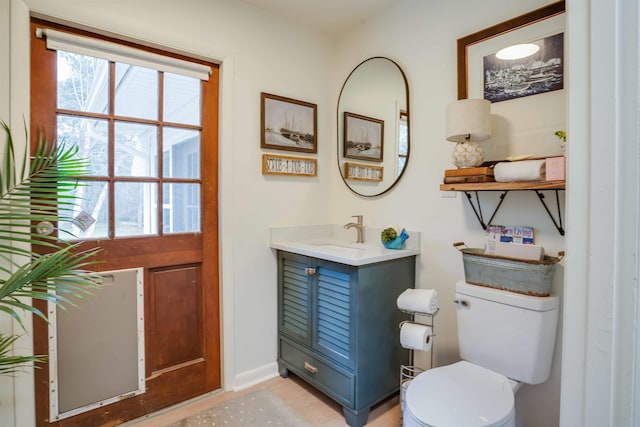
left=534, top=190, right=565, bottom=235
left=463, top=191, right=508, bottom=230
left=462, top=189, right=565, bottom=235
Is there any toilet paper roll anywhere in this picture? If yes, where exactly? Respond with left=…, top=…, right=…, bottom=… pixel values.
left=400, top=323, right=433, bottom=352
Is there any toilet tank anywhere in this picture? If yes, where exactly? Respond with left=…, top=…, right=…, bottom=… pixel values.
left=455, top=280, right=559, bottom=384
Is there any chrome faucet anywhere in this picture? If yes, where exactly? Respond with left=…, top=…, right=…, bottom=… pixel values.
left=344, top=215, right=364, bottom=243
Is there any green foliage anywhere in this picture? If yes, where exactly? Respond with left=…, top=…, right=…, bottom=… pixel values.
left=555, top=130, right=566, bottom=142
left=381, top=227, right=398, bottom=243
left=0, top=121, right=101, bottom=374
left=0, top=333, right=45, bottom=376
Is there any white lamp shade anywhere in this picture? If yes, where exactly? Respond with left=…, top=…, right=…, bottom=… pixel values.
left=446, top=98, right=492, bottom=143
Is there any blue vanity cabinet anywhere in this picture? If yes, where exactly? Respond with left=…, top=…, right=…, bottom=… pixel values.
left=277, top=250, right=415, bottom=427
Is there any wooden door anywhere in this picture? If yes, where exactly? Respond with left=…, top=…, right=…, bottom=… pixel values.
left=30, top=19, right=220, bottom=426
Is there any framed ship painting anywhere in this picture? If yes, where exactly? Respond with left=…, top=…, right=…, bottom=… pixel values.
left=343, top=112, right=384, bottom=162
left=261, top=92, right=317, bottom=154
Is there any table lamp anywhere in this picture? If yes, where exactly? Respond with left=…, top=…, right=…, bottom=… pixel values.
left=446, top=98, right=491, bottom=168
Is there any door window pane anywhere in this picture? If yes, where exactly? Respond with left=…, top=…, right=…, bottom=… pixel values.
left=57, top=51, right=109, bottom=114
left=115, top=182, right=158, bottom=237
left=58, top=180, right=109, bottom=240
left=162, top=128, right=200, bottom=179
left=53, top=43, right=205, bottom=241
left=163, top=72, right=201, bottom=125
left=163, top=183, right=201, bottom=234
left=114, top=122, right=158, bottom=177
left=115, top=63, right=158, bottom=120
left=57, top=115, right=108, bottom=176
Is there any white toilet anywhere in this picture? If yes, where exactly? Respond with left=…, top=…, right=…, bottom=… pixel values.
left=404, top=280, right=559, bottom=427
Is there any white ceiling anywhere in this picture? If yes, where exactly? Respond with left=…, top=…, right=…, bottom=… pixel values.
left=237, top=0, right=397, bottom=36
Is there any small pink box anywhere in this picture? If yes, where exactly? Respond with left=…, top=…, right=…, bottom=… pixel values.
left=545, top=156, right=565, bottom=181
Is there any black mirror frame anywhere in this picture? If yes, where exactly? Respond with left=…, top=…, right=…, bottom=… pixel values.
left=337, top=56, right=410, bottom=198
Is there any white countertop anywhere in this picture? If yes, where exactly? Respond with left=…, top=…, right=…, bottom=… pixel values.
left=269, top=224, right=420, bottom=266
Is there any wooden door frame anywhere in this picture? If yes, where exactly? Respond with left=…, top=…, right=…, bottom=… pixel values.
left=30, top=18, right=221, bottom=425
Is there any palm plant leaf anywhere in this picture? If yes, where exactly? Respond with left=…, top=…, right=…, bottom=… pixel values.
left=0, top=246, right=101, bottom=329
left=0, top=121, right=102, bottom=373
left=0, top=333, right=45, bottom=375
left=0, top=129, right=88, bottom=224
left=0, top=123, right=93, bottom=262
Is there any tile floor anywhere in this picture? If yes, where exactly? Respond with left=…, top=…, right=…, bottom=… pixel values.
left=123, top=374, right=400, bottom=427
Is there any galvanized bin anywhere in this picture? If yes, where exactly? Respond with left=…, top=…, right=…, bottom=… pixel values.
left=453, top=242, right=564, bottom=297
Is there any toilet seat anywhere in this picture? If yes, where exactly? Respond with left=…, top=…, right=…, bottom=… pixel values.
left=405, top=361, right=515, bottom=427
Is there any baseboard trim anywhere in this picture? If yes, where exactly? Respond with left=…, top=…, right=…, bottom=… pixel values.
left=233, top=362, right=279, bottom=391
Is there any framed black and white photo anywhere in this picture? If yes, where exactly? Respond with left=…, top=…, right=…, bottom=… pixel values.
left=482, top=32, right=564, bottom=102
left=261, top=92, right=317, bottom=154
left=457, top=1, right=565, bottom=101
left=343, top=112, right=384, bottom=162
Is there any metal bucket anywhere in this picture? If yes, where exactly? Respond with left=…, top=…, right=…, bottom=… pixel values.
left=454, top=242, right=564, bottom=297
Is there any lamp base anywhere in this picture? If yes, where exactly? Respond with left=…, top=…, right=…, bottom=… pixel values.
left=452, top=142, right=484, bottom=168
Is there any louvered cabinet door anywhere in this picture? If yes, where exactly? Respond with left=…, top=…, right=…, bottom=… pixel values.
left=276, top=250, right=416, bottom=427
left=278, top=252, right=312, bottom=345
left=314, top=261, right=355, bottom=368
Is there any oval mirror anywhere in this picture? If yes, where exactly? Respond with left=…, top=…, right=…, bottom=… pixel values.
left=337, top=57, right=410, bottom=197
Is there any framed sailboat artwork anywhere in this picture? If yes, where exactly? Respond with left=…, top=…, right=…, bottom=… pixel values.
left=343, top=112, right=384, bottom=162
left=261, top=92, right=317, bottom=154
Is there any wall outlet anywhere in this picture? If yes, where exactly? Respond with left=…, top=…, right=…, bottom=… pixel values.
left=440, top=191, right=457, bottom=198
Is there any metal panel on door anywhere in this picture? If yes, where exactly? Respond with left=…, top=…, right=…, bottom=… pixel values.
left=50, top=268, right=144, bottom=420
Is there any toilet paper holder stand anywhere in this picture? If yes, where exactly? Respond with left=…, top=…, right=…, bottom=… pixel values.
left=398, top=309, right=438, bottom=426
left=398, top=308, right=438, bottom=370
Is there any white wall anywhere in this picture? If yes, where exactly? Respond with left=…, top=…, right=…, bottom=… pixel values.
left=2, top=0, right=638, bottom=426
left=331, top=1, right=566, bottom=426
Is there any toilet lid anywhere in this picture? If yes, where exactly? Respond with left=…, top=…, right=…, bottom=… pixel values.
left=406, top=361, right=514, bottom=427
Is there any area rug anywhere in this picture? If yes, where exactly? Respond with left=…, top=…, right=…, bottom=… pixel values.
left=165, top=389, right=314, bottom=427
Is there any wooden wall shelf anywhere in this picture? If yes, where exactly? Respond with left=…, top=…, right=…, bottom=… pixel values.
left=440, top=180, right=566, bottom=235
left=440, top=180, right=565, bottom=192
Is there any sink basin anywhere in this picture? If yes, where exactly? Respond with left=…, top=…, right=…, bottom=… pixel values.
left=269, top=225, right=420, bottom=266
left=310, top=242, right=364, bottom=254
left=271, top=239, right=418, bottom=266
